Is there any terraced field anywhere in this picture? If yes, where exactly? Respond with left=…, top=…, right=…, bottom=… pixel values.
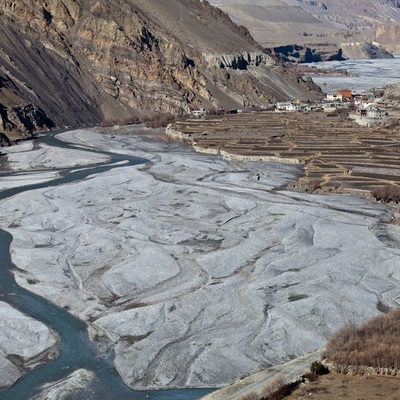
left=167, top=111, right=400, bottom=196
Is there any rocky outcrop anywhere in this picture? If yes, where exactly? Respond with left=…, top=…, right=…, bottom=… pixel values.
left=374, top=25, right=400, bottom=54
left=339, top=41, right=394, bottom=59
left=0, top=0, right=321, bottom=137
left=375, top=82, right=400, bottom=100
left=0, top=102, right=54, bottom=143
left=272, top=39, right=393, bottom=63
left=203, top=51, right=275, bottom=69
left=273, top=44, right=344, bottom=62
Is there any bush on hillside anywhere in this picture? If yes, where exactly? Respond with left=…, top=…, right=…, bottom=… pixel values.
left=325, top=307, right=400, bottom=372
left=372, top=185, right=400, bottom=203
left=237, top=375, right=300, bottom=400
left=100, top=116, right=141, bottom=127
left=239, top=391, right=259, bottom=400
left=310, top=360, right=329, bottom=376
left=144, top=113, right=175, bottom=128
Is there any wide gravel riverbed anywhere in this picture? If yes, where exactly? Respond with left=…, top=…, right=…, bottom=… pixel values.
left=0, top=126, right=399, bottom=398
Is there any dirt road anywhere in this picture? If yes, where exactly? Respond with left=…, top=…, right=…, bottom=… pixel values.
left=200, top=349, right=325, bottom=400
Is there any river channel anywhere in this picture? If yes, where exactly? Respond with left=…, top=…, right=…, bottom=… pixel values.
left=305, top=55, right=400, bottom=94
left=0, top=132, right=214, bottom=399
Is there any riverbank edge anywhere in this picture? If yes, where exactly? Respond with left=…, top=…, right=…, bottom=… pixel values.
left=165, top=124, right=303, bottom=165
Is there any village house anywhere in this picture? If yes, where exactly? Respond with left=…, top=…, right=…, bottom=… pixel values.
left=192, top=108, right=206, bottom=117
left=275, top=100, right=314, bottom=112
left=326, top=89, right=354, bottom=103
left=326, top=93, right=343, bottom=102
left=350, top=105, right=388, bottom=126
left=337, top=89, right=353, bottom=99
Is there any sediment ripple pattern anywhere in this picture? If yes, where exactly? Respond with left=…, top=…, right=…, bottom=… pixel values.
left=1, top=129, right=400, bottom=390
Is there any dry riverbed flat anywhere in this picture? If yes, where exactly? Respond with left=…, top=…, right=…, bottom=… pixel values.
left=1, top=126, right=400, bottom=396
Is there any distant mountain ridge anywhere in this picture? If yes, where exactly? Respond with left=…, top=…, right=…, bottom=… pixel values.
left=209, top=0, right=399, bottom=61
left=0, top=0, right=321, bottom=141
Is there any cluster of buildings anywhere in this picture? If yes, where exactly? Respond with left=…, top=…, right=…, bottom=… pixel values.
left=275, top=89, right=389, bottom=126
left=191, top=89, right=391, bottom=127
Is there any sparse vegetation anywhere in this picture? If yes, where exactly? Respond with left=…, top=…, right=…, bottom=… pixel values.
left=325, top=307, right=400, bottom=373
left=309, top=360, right=329, bottom=376
left=100, top=116, right=141, bottom=127
left=240, top=310, right=400, bottom=400
left=240, top=391, right=259, bottom=400
left=372, top=185, right=400, bottom=203
left=100, top=113, right=177, bottom=128
left=207, top=108, right=225, bottom=115
left=144, top=113, right=176, bottom=128
left=238, top=375, right=300, bottom=400
left=305, top=180, right=322, bottom=193
left=327, top=107, right=351, bottom=118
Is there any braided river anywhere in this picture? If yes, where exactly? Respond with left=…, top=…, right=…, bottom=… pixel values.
left=1, top=117, right=400, bottom=399
left=0, top=131, right=213, bottom=399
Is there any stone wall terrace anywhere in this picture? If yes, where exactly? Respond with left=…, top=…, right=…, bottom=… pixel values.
left=167, top=111, right=400, bottom=195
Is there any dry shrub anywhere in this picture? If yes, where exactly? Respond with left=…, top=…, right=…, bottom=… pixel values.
left=327, top=107, right=350, bottom=118
left=144, top=113, right=175, bottom=128
left=259, top=375, right=299, bottom=400
left=325, top=307, right=400, bottom=371
left=260, top=375, right=285, bottom=399
left=305, top=180, right=322, bottom=193
left=372, top=185, right=400, bottom=203
left=100, top=116, right=141, bottom=127
left=237, top=375, right=301, bottom=400
left=310, top=360, right=329, bottom=376
left=207, top=108, right=224, bottom=115
left=239, top=391, right=259, bottom=400
left=303, top=371, right=317, bottom=382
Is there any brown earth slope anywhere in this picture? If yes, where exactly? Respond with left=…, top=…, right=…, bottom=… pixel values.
left=0, top=0, right=321, bottom=141
left=209, top=0, right=397, bottom=60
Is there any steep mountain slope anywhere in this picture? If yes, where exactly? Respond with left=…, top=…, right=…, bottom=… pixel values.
left=0, top=0, right=321, bottom=140
left=284, top=0, right=400, bottom=31
left=209, top=0, right=332, bottom=47
left=209, top=0, right=397, bottom=60
left=375, top=24, right=400, bottom=54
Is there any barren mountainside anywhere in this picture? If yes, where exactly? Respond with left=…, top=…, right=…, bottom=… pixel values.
left=209, top=0, right=399, bottom=61
left=285, top=0, right=400, bottom=31
left=375, top=24, right=400, bottom=54
left=0, top=0, right=321, bottom=140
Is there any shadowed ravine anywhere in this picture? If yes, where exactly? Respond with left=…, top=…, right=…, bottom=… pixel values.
left=0, top=133, right=214, bottom=399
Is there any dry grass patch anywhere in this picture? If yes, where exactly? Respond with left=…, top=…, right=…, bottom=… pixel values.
left=283, top=372, right=400, bottom=400
left=325, top=307, right=400, bottom=373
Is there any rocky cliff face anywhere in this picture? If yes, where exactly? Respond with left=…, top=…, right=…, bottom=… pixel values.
left=0, top=0, right=321, bottom=140
left=374, top=25, right=400, bottom=54
left=272, top=44, right=345, bottom=63
left=0, top=102, right=54, bottom=142
left=339, top=40, right=394, bottom=59
left=376, top=82, right=400, bottom=100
